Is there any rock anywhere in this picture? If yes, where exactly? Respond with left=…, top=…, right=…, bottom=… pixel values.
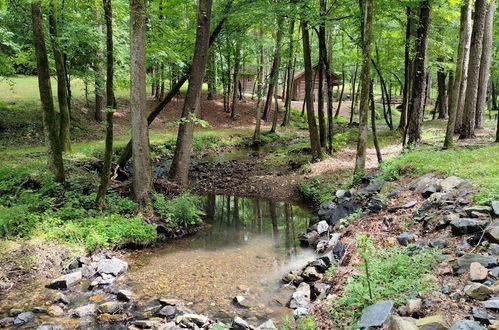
left=13, top=312, right=35, bottom=326
left=89, top=276, right=115, bottom=289
left=53, top=292, right=70, bottom=305
left=32, top=307, right=48, bottom=314
left=315, top=220, right=329, bottom=235
left=116, top=289, right=133, bottom=302
left=388, top=186, right=404, bottom=199
left=315, top=233, right=340, bottom=254
left=397, top=232, right=418, bottom=246
left=470, top=262, right=489, bottom=282
left=335, top=189, right=351, bottom=200
left=81, top=265, right=97, bottom=278
left=390, top=316, right=418, bottom=330
left=299, top=231, right=320, bottom=246
left=326, top=200, right=361, bottom=226
left=437, top=176, right=465, bottom=192
left=157, top=305, right=177, bottom=318
left=98, top=301, right=122, bottom=314
left=232, top=316, right=253, bottom=330
left=97, top=258, right=128, bottom=276
left=293, top=307, right=309, bottom=316
left=486, top=222, right=499, bottom=244
left=47, top=305, right=64, bottom=317
left=464, top=283, right=493, bottom=300
left=71, top=304, right=96, bottom=318
left=490, top=267, right=499, bottom=278
left=256, top=319, right=277, bottom=330
left=359, top=180, right=385, bottom=197
left=358, top=300, right=394, bottom=328
left=318, top=201, right=336, bottom=221
left=312, top=283, right=330, bottom=300
left=388, top=200, right=418, bottom=213
left=367, top=197, right=386, bottom=213
left=45, top=271, right=82, bottom=290
left=134, top=320, right=164, bottom=328
left=289, top=282, right=310, bottom=309
left=35, top=326, right=61, bottom=330
left=453, top=254, right=498, bottom=275
left=449, top=320, right=485, bottom=330
left=97, top=313, right=129, bottom=323
left=308, top=259, right=328, bottom=273
left=282, top=271, right=303, bottom=285
left=451, top=218, right=489, bottom=235
left=0, top=317, right=14, bottom=328
left=177, top=314, right=209, bottom=327
left=415, top=315, right=449, bottom=330
left=274, top=285, right=295, bottom=306
left=483, top=298, right=499, bottom=310
left=301, top=266, right=322, bottom=282
left=489, top=245, right=499, bottom=256
left=9, top=308, right=23, bottom=317
left=332, top=241, right=346, bottom=259
left=233, top=295, right=257, bottom=308
left=492, top=201, right=499, bottom=217
left=464, top=206, right=493, bottom=216
left=408, top=173, right=438, bottom=192
left=422, top=185, right=438, bottom=199
left=318, top=250, right=336, bottom=267
left=472, top=306, right=498, bottom=325
left=429, top=239, right=447, bottom=249
left=158, top=298, right=181, bottom=306
left=406, top=299, right=422, bottom=315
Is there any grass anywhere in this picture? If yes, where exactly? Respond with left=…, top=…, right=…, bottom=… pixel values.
left=299, top=170, right=353, bottom=204
left=380, top=143, right=499, bottom=205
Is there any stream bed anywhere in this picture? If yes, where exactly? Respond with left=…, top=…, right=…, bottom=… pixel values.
left=0, top=195, right=316, bottom=328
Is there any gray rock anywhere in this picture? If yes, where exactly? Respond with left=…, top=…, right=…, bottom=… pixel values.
left=13, top=312, right=35, bottom=326
left=301, top=266, right=322, bottom=282
left=97, top=258, right=128, bottom=276
left=158, top=322, right=180, bottom=330
left=317, top=201, right=336, bottom=221
left=453, top=254, right=498, bottom=275
left=397, top=232, right=417, bottom=246
left=299, top=231, right=320, bottom=246
left=70, top=304, right=96, bottom=318
left=35, top=326, right=61, bottom=330
left=134, top=320, right=164, bottom=328
left=326, top=200, right=361, bottom=226
left=332, top=241, right=346, bottom=259
left=488, top=244, right=499, bottom=255
left=9, top=308, right=22, bottom=317
left=408, top=173, right=437, bottom=191
left=289, top=282, right=311, bottom=309
left=358, top=300, right=394, bottom=328
left=429, top=239, right=447, bottom=249
left=116, top=289, right=133, bottom=302
left=388, top=200, right=418, bottom=213
left=293, top=307, right=309, bottom=316
left=359, top=180, right=385, bottom=197
left=406, top=298, right=422, bottom=315
left=0, top=317, right=14, bottom=328
left=53, top=292, right=70, bottom=305
left=256, top=320, right=277, bottom=330
left=486, top=222, right=499, bottom=244
left=415, top=315, right=449, bottom=330
left=367, top=197, right=386, bottom=213
left=464, top=206, right=493, bottom=216
left=282, top=271, right=303, bottom=285
left=472, top=306, right=497, bottom=324
left=89, top=276, right=115, bottom=289
left=490, top=266, right=499, bottom=278
left=464, top=283, right=493, bottom=300
left=274, top=285, right=295, bottom=306
left=318, top=250, right=336, bottom=267
left=315, top=233, right=340, bottom=254
left=315, top=220, right=329, bottom=235
left=492, top=201, right=499, bottom=217
left=233, top=295, right=257, bottom=308
left=335, top=189, right=351, bottom=200
left=45, top=271, right=82, bottom=290
left=389, top=315, right=418, bottom=330
left=175, top=313, right=209, bottom=327
left=157, top=305, right=177, bottom=318
left=449, top=320, right=485, bottom=330
left=483, top=298, right=499, bottom=310
left=232, top=316, right=253, bottom=330
left=422, top=185, right=438, bottom=199
left=437, top=176, right=465, bottom=192
left=387, top=186, right=404, bottom=199
left=308, top=259, right=328, bottom=273
left=98, top=301, right=122, bottom=314
left=435, top=214, right=458, bottom=230
left=32, top=306, right=48, bottom=314
left=451, top=218, right=489, bottom=235
left=81, top=265, right=97, bottom=278
left=312, top=283, right=330, bottom=300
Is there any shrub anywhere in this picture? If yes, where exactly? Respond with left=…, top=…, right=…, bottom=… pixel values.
left=0, top=204, right=40, bottom=238
left=152, top=192, right=203, bottom=229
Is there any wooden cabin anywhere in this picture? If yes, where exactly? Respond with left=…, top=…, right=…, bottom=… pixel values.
left=238, top=65, right=258, bottom=94
left=291, top=64, right=342, bottom=101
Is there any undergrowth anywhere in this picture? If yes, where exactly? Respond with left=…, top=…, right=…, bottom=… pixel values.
left=299, top=171, right=352, bottom=204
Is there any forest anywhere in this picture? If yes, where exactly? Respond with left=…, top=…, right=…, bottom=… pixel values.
left=0, top=0, right=498, bottom=329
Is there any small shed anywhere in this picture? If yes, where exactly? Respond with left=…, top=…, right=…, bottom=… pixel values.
left=292, top=64, right=342, bottom=101
left=238, top=65, right=258, bottom=94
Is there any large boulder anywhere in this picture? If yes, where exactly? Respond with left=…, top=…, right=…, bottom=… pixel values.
left=437, top=176, right=465, bottom=192
left=45, top=271, right=82, bottom=290
left=298, top=231, right=320, bottom=246
left=367, top=197, right=386, bottom=213
left=317, top=201, right=336, bottom=221
left=13, top=312, right=35, bottom=326
left=451, top=218, right=489, bottom=236
left=308, top=220, right=329, bottom=235
left=453, top=254, right=498, bottom=275
left=97, top=258, right=128, bottom=276
left=407, top=173, right=439, bottom=193
left=323, top=200, right=361, bottom=226
left=449, top=320, right=485, bottom=330
left=357, top=300, right=394, bottom=329
left=301, top=266, right=322, bottom=282
left=464, top=283, right=493, bottom=300
left=289, top=282, right=311, bottom=309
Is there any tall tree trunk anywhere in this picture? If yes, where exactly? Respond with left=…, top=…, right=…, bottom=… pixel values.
left=436, top=58, right=448, bottom=119
left=254, top=27, right=264, bottom=142
left=262, top=17, right=284, bottom=121
left=117, top=0, right=232, bottom=168
left=349, top=63, right=358, bottom=125
left=130, top=0, right=151, bottom=205
left=354, top=0, right=373, bottom=176
left=447, top=70, right=454, bottom=115
left=93, top=6, right=105, bottom=122
left=302, top=20, right=323, bottom=160
left=317, top=59, right=326, bottom=147
left=370, top=80, right=382, bottom=164
left=492, top=80, right=498, bottom=110
left=31, top=1, right=65, bottom=183
left=335, top=70, right=345, bottom=118
left=96, top=0, right=115, bottom=209
left=206, top=51, right=216, bottom=100
left=453, top=2, right=472, bottom=134
left=460, top=0, right=487, bottom=139
left=230, top=41, right=241, bottom=120
left=270, top=83, right=279, bottom=133
left=475, top=0, right=496, bottom=129
left=406, top=0, right=431, bottom=145
left=168, top=0, right=212, bottom=186
left=399, top=6, right=414, bottom=131
left=282, top=19, right=295, bottom=127
left=48, top=0, right=71, bottom=153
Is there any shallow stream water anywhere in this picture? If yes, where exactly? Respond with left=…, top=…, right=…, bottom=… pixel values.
left=0, top=195, right=316, bottom=327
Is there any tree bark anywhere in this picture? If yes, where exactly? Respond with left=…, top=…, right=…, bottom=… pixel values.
left=116, top=0, right=233, bottom=168
left=436, top=58, right=448, bottom=119
left=406, top=0, right=431, bottom=145
left=302, top=20, right=323, bottom=160
left=460, top=0, right=487, bottom=139
left=282, top=19, right=295, bottom=127
left=254, top=27, right=264, bottom=142
left=354, top=0, right=373, bottom=176
left=168, top=0, right=212, bottom=186
left=399, top=6, right=414, bottom=131
left=335, top=70, right=345, bottom=118
left=48, top=0, right=71, bottom=153
left=370, top=80, right=382, bottom=164
left=230, top=41, right=241, bottom=120
left=96, top=0, right=115, bottom=209
left=475, top=0, right=496, bottom=129
left=130, top=0, right=151, bottom=205
left=349, top=63, right=358, bottom=125
left=317, top=59, right=327, bottom=147
left=206, top=51, right=216, bottom=100
left=31, top=1, right=65, bottom=183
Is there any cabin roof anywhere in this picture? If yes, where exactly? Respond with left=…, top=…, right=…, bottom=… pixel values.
left=293, top=63, right=342, bottom=83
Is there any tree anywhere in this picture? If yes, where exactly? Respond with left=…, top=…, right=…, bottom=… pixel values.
left=460, top=0, right=487, bottom=139
left=230, top=41, right=241, bottom=120
left=48, top=0, right=71, bottom=153
left=302, top=20, right=323, bottom=160
left=444, top=0, right=471, bottom=149
left=406, top=0, right=431, bottom=145
left=168, top=0, right=213, bottom=186
left=31, top=1, right=65, bottom=183
left=475, top=0, right=496, bottom=129
left=130, top=0, right=151, bottom=205
left=96, top=0, right=115, bottom=209
left=354, top=0, right=373, bottom=176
